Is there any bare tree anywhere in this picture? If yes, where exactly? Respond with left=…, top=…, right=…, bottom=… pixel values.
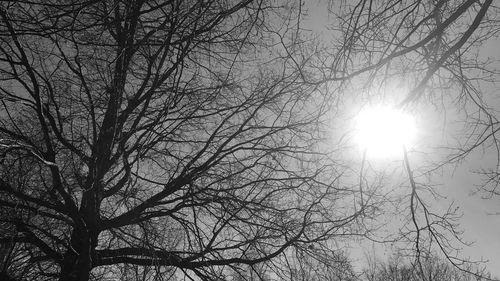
left=362, top=252, right=494, bottom=281
left=285, top=247, right=358, bottom=281
left=0, top=1, right=375, bottom=280
left=1, top=0, right=498, bottom=280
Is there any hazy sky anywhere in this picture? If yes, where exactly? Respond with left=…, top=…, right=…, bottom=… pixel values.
left=303, top=2, right=500, bottom=277
left=441, top=150, right=500, bottom=277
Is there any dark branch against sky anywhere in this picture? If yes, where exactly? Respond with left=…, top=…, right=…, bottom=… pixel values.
left=0, top=0, right=499, bottom=280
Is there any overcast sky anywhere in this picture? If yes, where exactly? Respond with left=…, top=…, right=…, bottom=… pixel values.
left=304, top=2, right=500, bottom=277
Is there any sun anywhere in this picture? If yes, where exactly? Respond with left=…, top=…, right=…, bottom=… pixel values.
left=355, top=106, right=416, bottom=158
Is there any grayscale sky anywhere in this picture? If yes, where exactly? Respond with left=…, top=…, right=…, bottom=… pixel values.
left=303, top=2, right=500, bottom=277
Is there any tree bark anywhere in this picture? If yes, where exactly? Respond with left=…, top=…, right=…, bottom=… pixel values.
left=58, top=227, right=98, bottom=281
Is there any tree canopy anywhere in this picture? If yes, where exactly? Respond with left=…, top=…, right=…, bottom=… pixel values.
left=0, top=0, right=498, bottom=280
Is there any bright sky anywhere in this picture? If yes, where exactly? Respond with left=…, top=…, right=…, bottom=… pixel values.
left=438, top=145, right=500, bottom=277
left=304, top=2, right=500, bottom=278
left=355, top=106, right=416, bottom=158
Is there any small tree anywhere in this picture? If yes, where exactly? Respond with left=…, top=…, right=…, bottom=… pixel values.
left=362, top=252, right=494, bottom=281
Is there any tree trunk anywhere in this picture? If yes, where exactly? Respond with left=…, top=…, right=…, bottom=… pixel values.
left=58, top=228, right=98, bottom=281
left=0, top=271, right=18, bottom=281
left=59, top=255, right=91, bottom=281
left=59, top=175, right=102, bottom=281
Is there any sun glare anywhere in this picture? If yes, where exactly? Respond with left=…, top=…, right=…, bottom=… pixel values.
left=355, top=106, right=416, bottom=158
